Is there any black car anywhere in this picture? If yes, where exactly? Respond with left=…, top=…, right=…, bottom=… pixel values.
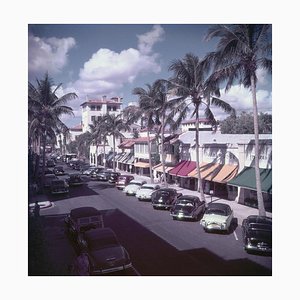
left=90, top=167, right=105, bottom=180
left=65, top=207, right=103, bottom=239
left=241, top=215, right=272, bottom=254
left=67, top=174, right=84, bottom=186
left=50, top=179, right=69, bottom=195
left=53, top=166, right=65, bottom=176
left=108, top=172, right=121, bottom=183
left=77, top=227, right=132, bottom=275
left=170, top=195, right=206, bottom=221
left=151, top=188, right=182, bottom=210
left=96, top=170, right=112, bottom=181
left=46, top=159, right=56, bottom=167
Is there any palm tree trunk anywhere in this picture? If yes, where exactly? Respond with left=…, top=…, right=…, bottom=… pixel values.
left=103, top=136, right=106, bottom=168
left=147, top=129, right=153, bottom=183
left=113, top=134, right=116, bottom=171
left=161, top=114, right=167, bottom=186
left=41, top=130, right=47, bottom=187
left=195, top=108, right=206, bottom=203
left=251, top=75, right=266, bottom=217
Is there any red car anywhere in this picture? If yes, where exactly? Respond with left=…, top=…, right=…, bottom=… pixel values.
left=115, top=175, right=134, bottom=190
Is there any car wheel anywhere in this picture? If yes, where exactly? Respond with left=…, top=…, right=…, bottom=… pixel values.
left=172, top=216, right=177, bottom=221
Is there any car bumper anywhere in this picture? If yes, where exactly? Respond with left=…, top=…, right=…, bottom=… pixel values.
left=170, top=213, right=193, bottom=219
left=201, top=222, right=228, bottom=231
left=244, top=244, right=272, bottom=253
left=153, top=203, right=172, bottom=209
left=91, top=263, right=132, bottom=275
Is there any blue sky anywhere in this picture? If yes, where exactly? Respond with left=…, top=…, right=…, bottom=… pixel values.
left=28, top=24, right=272, bottom=128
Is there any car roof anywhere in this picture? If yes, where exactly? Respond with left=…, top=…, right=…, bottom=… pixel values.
left=70, top=207, right=101, bottom=219
left=129, top=180, right=145, bottom=184
left=207, top=202, right=231, bottom=210
left=246, top=215, right=272, bottom=224
left=178, top=195, right=199, bottom=200
left=158, top=188, right=177, bottom=192
left=83, top=227, right=116, bottom=240
left=142, top=183, right=159, bottom=188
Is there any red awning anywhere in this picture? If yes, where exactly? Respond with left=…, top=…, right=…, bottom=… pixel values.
left=168, top=160, right=196, bottom=177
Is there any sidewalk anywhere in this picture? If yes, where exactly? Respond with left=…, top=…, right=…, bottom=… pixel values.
left=117, top=169, right=272, bottom=225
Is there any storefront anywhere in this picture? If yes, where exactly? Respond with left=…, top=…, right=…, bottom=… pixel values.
left=168, top=160, right=197, bottom=189
left=227, top=167, right=272, bottom=212
left=188, top=163, right=238, bottom=198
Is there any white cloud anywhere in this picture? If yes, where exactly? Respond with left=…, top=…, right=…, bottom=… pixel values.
left=73, top=25, right=164, bottom=98
left=210, top=85, right=272, bottom=120
left=137, top=24, right=165, bottom=54
left=28, top=34, right=76, bottom=78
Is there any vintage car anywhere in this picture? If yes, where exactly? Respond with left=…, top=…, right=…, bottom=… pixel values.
left=108, top=172, right=121, bottom=184
left=96, top=170, right=112, bottom=181
left=200, top=203, right=233, bottom=233
left=241, top=215, right=272, bottom=254
left=115, top=175, right=135, bottom=190
left=170, top=195, right=205, bottom=220
left=135, top=183, right=160, bottom=201
left=82, top=166, right=97, bottom=176
left=46, top=159, right=56, bottom=167
left=50, top=179, right=69, bottom=195
left=53, top=166, right=65, bottom=176
left=43, top=174, right=59, bottom=189
left=123, top=180, right=147, bottom=196
left=67, top=174, right=84, bottom=186
left=65, top=207, right=103, bottom=238
left=90, top=167, right=106, bottom=180
left=77, top=227, right=132, bottom=275
left=151, top=188, right=183, bottom=210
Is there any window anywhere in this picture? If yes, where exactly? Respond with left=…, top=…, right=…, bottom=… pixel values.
left=91, top=116, right=96, bottom=122
left=91, top=106, right=95, bottom=111
left=96, top=106, right=101, bottom=111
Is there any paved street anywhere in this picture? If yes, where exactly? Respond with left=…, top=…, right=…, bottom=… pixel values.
left=28, top=163, right=272, bottom=276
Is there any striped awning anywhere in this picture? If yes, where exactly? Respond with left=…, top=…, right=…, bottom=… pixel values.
left=134, top=161, right=150, bottom=168
left=188, top=163, right=238, bottom=183
left=153, top=163, right=174, bottom=173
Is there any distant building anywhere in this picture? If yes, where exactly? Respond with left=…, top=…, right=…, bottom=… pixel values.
left=80, top=96, right=123, bottom=133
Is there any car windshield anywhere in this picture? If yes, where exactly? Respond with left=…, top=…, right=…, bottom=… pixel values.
left=129, top=182, right=142, bottom=186
left=142, top=186, right=155, bottom=190
left=118, top=177, right=128, bottom=181
left=88, top=236, right=119, bottom=250
left=52, top=181, right=64, bottom=186
left=206, top=208, right=227, bottom=216
left=176, top=200, right=194, bottom=207
left=249, top=223, right=272, bottom=231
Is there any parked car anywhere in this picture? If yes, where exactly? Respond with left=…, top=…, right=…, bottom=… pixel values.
left=53, top=166, right=65, bottom=176
left=44, top=168, right=54, bottom=175
left=96, top=170, right=112, bottom=181
left=90, top=167, right=106, bottom=180
left=170, top=195, right=205, bottom=220
left=135, top=183, right=160, bottom=201
left=151, top=188, right=183, bottom=210
left=67, top=174, right=84, bottom=186
left=123, top=180, right=147, bottom=196
left=77, top=227, right=132, bottom=275
left=51, top=179, right=69, bottom=195
left=65, top=207, right=103, bottom=239
left=82, top=166, right=97, bottom=176
left=200, top=203, right=234, bottom=233
left=43, top=174, right=59, bottom=189
left=108, top=172, right=121, bottom=183
left=46, top=159, right=56, bottom=167
left=115, top=175, right=135, bottom=190
left=241, top=215, right=272, bottom=254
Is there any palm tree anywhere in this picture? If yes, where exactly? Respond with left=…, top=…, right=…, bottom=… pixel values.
left=168, top=53, right=234, bottom=203
left=28, top=73, right=77, bottom=184
left=127, top=84, right=161, bottom=183
left=204, top=24, right=272, bottom=216
left=104, top=114, right=130, bottom=171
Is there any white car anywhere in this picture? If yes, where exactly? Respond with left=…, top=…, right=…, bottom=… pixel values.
left=135, top=183, right=160, bottom=201
left=123, top=180, right=147, bottom=196
left=200, top=203, right=234, bottom=233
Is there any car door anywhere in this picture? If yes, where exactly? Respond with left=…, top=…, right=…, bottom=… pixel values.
left=226, top=207, right=234, bottom=228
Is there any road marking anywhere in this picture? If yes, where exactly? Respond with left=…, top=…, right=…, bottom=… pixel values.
left=233, top=230, right=238, bottom=241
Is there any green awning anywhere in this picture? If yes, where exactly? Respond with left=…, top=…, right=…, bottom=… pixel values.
left=228, top=167, right=272, bottom=194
